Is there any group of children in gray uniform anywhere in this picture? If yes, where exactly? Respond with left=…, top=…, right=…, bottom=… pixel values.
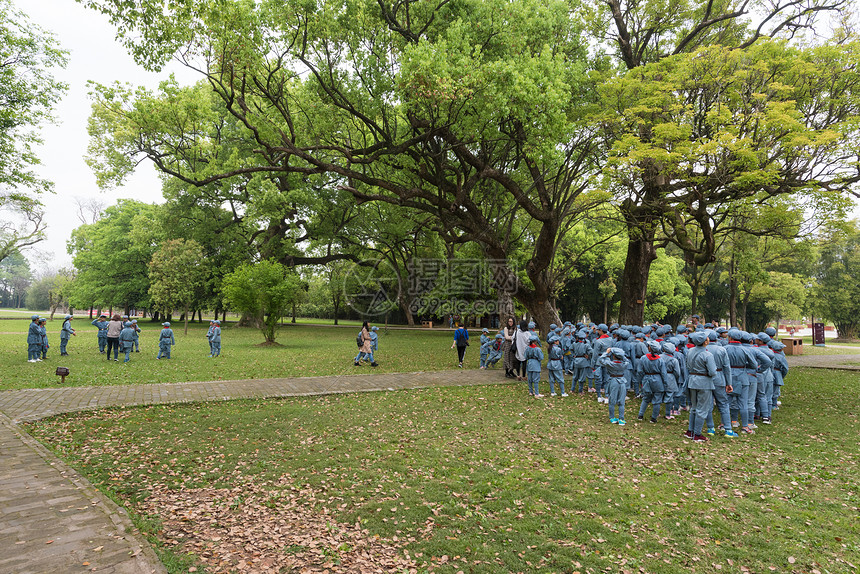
left=480, top=320, right=789, bottom=442
left=26, top=313, right=78, bottom=362
left=25, top=313, right=222, bottom=363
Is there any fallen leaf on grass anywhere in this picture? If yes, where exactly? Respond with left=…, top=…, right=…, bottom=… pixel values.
left=137, top=474, right=417, bottom=574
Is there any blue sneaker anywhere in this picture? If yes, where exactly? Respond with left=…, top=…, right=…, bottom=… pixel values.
left=724, top=430, right=740, bottom=438
left=610, top=418, right=619, bottom=424
left=618, top=419, right=626, bottom=426
left=705, top=428, right=716, bottom=437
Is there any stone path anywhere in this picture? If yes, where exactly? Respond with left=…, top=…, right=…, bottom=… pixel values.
left=785, top=353, right=860, bottom=370
left=0, top=368, right=501, bottom=573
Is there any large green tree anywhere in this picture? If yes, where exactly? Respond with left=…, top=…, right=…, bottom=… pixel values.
left=81, top=0, right=605, bottom=329
left=598, top=36, right=860, bottom=323
left=0, top=0, right=67, bottom=262
left=148, top=238, right=209, bottom=334
left=80, top=0, right=860, bottom=328
left=67, top=200, right=164, bottom=312
left=222, top=259, right=305, bottom=343
left=0, top=250, right=30, bottom=307
left=811, top=222, right=860, bottom=340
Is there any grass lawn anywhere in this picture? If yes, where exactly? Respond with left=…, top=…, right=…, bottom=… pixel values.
left=0, top=323, right=467, bottom=391
left=26, top=367, right=860, bottom=574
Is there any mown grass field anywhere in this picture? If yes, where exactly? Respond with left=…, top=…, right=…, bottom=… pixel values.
left=26, top=367, right=860, bottom=574
left=0, top=321, right=464, bottom=391
left=2, top=316, right=857, bottom=391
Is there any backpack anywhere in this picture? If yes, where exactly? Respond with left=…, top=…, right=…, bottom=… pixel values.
left=493, top=339, right=502, bottom=352
left=356, top=330, right=363, bottom=348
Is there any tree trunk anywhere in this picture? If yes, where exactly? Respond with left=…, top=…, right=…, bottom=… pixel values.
left=728, top=258, right=738, bottom=327
left=834, top=322, right=859, bottom=340
left=741, top=290, right=751, bottom=330
left=618, top=235, right=657, bottom=325
left=333, top=299, right=339, bottom=325
left=603, top=297, right=609, bottom=325
left=497, top=291, right=515, bottom=323
left=291, top=302, right=297, bottom=323
left=690, top=279, right=700, bottom=317
left=398, top=292, right=415, bottom=326
left=184, top=305, right=189, bottom=335
left=237, top=312, right=263, bottom=328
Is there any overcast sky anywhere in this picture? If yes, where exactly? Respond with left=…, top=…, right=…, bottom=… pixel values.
left=15, top=0, right=197, bottom=273
left=15, top=0, right=860, bottom=275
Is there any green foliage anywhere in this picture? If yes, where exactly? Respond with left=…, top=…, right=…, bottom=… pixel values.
left=67, top=200, right=164, bottom=310
left=0, top=0, right=67, bottom=192
left=0, top=251, right=30, bottom=307
left=643, top=251, right=692, bottom=323
left=0, top=0, right=68, bottom=261
left=812, top=222, right=860, bottom=339
left=148, top=239, right=209, bottom=334
left=750, top=271, right=806, bottom=324
left=222, top=260, right=305, bottom=343
left=599, top=39, right=860, bottom=257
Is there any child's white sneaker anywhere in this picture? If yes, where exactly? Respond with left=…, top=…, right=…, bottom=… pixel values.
left=561, top=393, right=569, bottom=397
left=550, top=392, right=557, bottom=397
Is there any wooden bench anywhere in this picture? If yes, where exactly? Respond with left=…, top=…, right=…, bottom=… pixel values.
left=421, top=321, right=433, bottom=328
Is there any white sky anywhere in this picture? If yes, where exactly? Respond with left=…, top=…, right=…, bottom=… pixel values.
left=13, top=0, right=860, bottom=274
left=15, top=0, right=197, bottom=272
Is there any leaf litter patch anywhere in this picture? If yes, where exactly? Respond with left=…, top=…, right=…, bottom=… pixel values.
left=139, top=474, right=418, bottom=573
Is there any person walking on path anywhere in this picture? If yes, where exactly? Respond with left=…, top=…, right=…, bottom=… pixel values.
left=105, top=314, right=123, bottom=361
left=452, top=323, right=469, bottom=368
left=354, top=321, right=373, bottom=365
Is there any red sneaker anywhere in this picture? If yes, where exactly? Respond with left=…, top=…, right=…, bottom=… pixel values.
left=683, top=430, right=694, bottom=440
left=693, top=434, right=709, bottom=442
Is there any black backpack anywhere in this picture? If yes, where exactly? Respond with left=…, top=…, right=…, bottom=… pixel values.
left=356, top=330, right=363, bottom=347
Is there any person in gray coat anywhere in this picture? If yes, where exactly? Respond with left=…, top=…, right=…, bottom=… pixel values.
left=27, top=315, right=43, bottom=362
left=704, top=330, right=734, bottom=437
left=590, top=324, right=613, bottom=404
left=209, top=320, right=222, bottom=357
left=60, top=314, right=76, bottom=355
left=119, top=321, right=135, bottom=363
left=684, top=331, right=716, bottom=442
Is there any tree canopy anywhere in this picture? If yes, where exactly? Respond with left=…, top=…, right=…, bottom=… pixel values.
left=0, top=0, right=67, bottom=263
left=78, top=0, right=860, bottom=327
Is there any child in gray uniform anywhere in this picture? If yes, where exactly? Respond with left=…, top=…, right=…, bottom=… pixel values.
left=157, top=322, right=176, bottom=359
left=600, top=347, right=630, bottom=425
left=684, top=331, right=716, bottom=442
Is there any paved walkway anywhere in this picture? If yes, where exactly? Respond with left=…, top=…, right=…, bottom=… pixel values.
left=0, top=369, right=501, bottom=573
left=785, top=353, right=860, bottom=370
